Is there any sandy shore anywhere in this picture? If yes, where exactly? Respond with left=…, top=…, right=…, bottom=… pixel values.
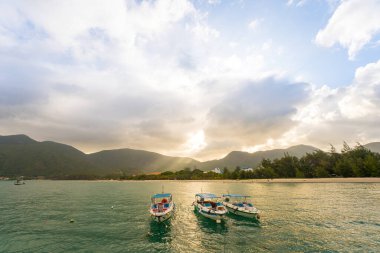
left=94, top=178, right=380, bottom=183
left=236, top=177, right=380, bottom=183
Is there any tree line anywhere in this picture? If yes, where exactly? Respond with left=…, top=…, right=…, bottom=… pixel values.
left=124, top=143, right=380, bottom=180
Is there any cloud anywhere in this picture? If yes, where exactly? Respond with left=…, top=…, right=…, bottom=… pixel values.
left=199, top=77, right=310, bottom=159
left=316, top=0, right=380, bottom=59
left=286, top=0, right=308, bottom=7
left=207, top=0, right=221, bottom=5
left=248, top=19, right=260, bottom=30
left=287, top=0, right=341, bottom=9
left=0, top=0, right=208, bottom=151
left=1, top=0, right=379, bottom=162
left=339, top=59, right=380, bottom=119
left=211, top=59, right=380, bottom=156
left=275, top=59, right=380, bottom=150
left=0, top=64, right=47, bottom=106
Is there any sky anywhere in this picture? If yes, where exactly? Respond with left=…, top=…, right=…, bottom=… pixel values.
left=1, top=0, right=380, bottom=161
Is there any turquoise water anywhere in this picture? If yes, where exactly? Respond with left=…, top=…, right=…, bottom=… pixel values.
left=1, top=181, right=379, bottom=252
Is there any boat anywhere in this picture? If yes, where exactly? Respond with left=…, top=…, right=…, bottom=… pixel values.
left=149, top=193, right=175, bottom=222
left=222, top=194, right=260, bottom=219
left=193, top=193, right=228, bottom=223
left=14, top=176, right=25, bottom=185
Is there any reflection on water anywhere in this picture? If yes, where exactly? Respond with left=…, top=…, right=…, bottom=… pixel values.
left=193, top=209, right=229, bottom=234
left=148, top=220, right=172, bottom=244
left=226, top=212, right=261, bottom=228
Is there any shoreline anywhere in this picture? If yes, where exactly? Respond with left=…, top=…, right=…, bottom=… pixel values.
left=3, top=178, right=379, bottom=183
left=92, top=177, right=380, bottom=183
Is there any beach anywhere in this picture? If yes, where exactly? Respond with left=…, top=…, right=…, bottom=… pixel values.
left=95, top=177, right=380, bottom=183
left=237, top=177, right=380, bottom=183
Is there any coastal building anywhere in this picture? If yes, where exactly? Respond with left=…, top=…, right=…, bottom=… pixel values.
left=211, top=168, right=222, bottom=174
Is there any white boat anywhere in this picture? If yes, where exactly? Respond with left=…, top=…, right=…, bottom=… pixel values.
left=149, top=193, right=175, bottom=222
left=193, top=193, right=227, bottom=223
left=14, top=176, right=25, bottom=185
left=222, top=194, right=260, bottom=219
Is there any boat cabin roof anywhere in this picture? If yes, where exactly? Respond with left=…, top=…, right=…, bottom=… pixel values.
left=195, top=193, right=219, bottom=198
left=152, top=193, right=172, bottom=198
left=222, top=194, right=251, bottom=198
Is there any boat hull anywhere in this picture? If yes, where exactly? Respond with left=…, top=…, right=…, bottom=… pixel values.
left=150, top=204, right=175, bottom=222
left=151, top=211, right=172, bottom=222
left=194, top=203, right=226, bottom=223
left=225, top=205, right=260, bottom=219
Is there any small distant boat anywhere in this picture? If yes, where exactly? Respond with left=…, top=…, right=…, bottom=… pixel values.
left=222, top=194, right=260, bottom=219
left=14, top=176, right=25, bottom=185
left=149, top=193, right=175, bottom=222
left=193, top=193, right=227, bottom=223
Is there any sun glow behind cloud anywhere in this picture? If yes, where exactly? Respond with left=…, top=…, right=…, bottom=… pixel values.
left=184, top=130, right=207, bottom=156
left=1, top=0, right=380, bottom=160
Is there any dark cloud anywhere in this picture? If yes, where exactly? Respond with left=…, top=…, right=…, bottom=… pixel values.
left=205, top=77, right=309, bottom=147
left=0, top=63, right=48, bottom=106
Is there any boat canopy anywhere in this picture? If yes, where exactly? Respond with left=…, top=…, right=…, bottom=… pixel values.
left=222, top=194, right=251, bottom=198
left=152, top=193, right=172, bottom=198
left=195, top=193, right=219, bottom=198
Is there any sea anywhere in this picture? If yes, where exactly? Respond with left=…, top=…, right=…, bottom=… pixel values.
left=0, top=180, right=379, bottom=252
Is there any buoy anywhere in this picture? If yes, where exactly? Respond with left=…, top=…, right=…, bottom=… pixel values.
left=111, top=206, right=114, bottom=209
left=69, top=219, right=75, bottom=223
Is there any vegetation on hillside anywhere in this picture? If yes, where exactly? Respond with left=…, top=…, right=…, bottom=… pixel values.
left=124, top=143, right=380, bottom=180
left=1, top=135, right=379, bottom=180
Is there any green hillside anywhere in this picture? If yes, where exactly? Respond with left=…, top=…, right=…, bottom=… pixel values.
left=200, top=144, right=318, bottom=170
left=0, top=135, right=101, bottom=178
left=0, top=134, right=37, bottom=144
left=0, top=135, right=200, bottom=177
left=1, top=134, right=378, bottom=178
left=88, top=148, right=199, bottom=174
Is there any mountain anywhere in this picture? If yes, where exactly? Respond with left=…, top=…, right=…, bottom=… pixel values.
left=3, top=134, right=378, bottom=178
left=0, top=134, right=199, bottom=177
left=87, top=144, right=319, bottom=172
left=0, top=134, right=37, bottom=144
left=199, top=144, right=319, bottom=170
left=364, top=142, right=380, bottom=153
left=0, top=135, right=100, bottom=177
left=88, top=148, right=199, bottom=174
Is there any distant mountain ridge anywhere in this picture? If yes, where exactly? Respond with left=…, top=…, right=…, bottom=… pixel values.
left=0, top=134, right=37, bottom=144
left=88, top=148, right=199, bottom=174
left=1, top=134, right=379, bottom=177
left=201, top=144, right=319, bottom=170
left=364, top=142, right=380, bottom=153
left=0, top=134, right=98, bottom=177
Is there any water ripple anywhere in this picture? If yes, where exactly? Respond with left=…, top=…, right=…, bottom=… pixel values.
left=0, top=180, right=379, bottom=252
